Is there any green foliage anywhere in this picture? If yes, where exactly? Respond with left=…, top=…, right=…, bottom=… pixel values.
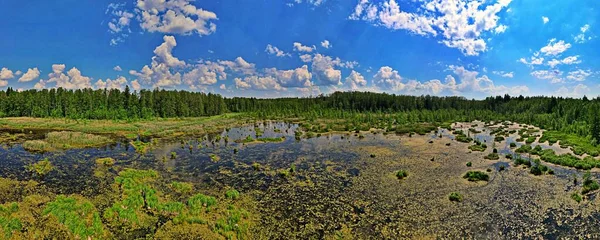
left=448, top=192, right=463, bottom=202
left=171, top=151, right=177, bottom=159
left=257, top=137, right=284, bottom=143
left=484, top=153, right=499, bottom=160
left=225, top=189, right=240, bottom=200
left=463, top=171, right=489, bottom=182
left=582, top=171, right=600, bottom=194
left=26, top=158, right=54, bottom=176
left=170, top=181, right=193, bottom=194
left=395, top=170, right=408, bottom=180
left=0, top=202, right=22, bottom=239
left=130, top=140, right=152, bottom=154
left=43, top=195, right=105, bottom=239
left=188, top=194, right=217, bottom=214
left=494, top=136, right=505, bottom=142
left=515, top=144, right=532, bottom=153
left=214, top=205, right=250, bottom=240
left=95, top=157, right=115, bottom=167
left=571, top=192, right=582, bottom=203
left=509, top=142, right=517, bottom=148
left=466, top=162, right=472, bottom=167
left=468, top=141, right=487, bottom=152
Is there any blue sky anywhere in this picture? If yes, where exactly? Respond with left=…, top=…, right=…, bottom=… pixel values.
left=0, top=0, right=599, bottom=99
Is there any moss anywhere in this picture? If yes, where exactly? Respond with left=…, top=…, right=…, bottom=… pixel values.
left=26, top=158, right=54, bottom=177
left=0, top=202, right=22, bottom=239
left=463, top=171, right=489, bottom=182
left=449, top=192, right=463, bottom=202
left=95, top=157, right=116, bottom=167
left=188, top=194, right=217, bottom=214
left=214, top=205, right=251, bottom=240
left=43, top=195, right=106, bottom=239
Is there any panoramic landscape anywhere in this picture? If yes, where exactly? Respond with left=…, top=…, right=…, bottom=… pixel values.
left=2, top=0, right=600, bottom=239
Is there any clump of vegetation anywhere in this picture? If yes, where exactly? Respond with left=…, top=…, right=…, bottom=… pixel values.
left=257, top=137, right=284, bottom=143
left=515, top=144, right=532, bottom=153
left=494, top=136, right=505, bottom=142
left=22, top=140, right=53, bottom=152
left=252, top=162, right=261, bottom=171
left=95, top=157, right=115, bottom=167
left=463, top=171, right=489, bottom=182
left=448, top=192, right=463, bottom=202
left=225, top=189, right=240, bottom=200
left=210, top=154, right=220, bottom=162
left=130, top=140, right=152, bottom=154
left=170, top=181, right=193, bottom=194
left=171, top=151, right=177, bottom=159
left=505, top=154, right=513, bottom=159
left=484, top=153, right=499, bottom=160
left=509, top=142, right=517, bottom=148
left=513, top=157, right=531, bottom=167
left=370, top=154, right=376, bottom=158
left=24, top=132, right=112, bottom=152
left=395, top=170, right=408, bottom=180
left=26, top=158, right=54, bottom=177
left=468, top=141, right=487, bottom=152
left=43, top=195, right=106, bottom=239
left=453, top=130, right=473, bottom=143
left=466, top=162, right=472, bottom=167
left=582, top=171, right=600, bottom=194
left=571, top=192, right=582, bottom=203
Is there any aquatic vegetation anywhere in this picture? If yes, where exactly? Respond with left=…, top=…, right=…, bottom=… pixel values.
left=22, top=140, right=53, bottom=152
left=509, top=142, right=517, bottom=148
left=463, top=171, right=489, bottom=182
left=26, top=158, right=54, bottom=176
left=466, top=162, right=472, bottom=167
left=237, top=135, right=255, bottom=143
left=571, top=193, right=582, bottom=203
left=538, top=131, right=600, bottom=157
left=210, top=154, right=220, bottom=162
left=252, top=162, right=261, bottom=171
left=188, top=194, right=217, bottom=214
left=468, top=141, right=487, bottom=152
left=23, top=131, right=112, bottom=152
left=484, top=153, right=499, bottom=160
left=171, top=181, right=193, bottom=194
left=254, top=127, right=263, bottom=137
left=257, top=137, right=284, bottom=143
left=95, top=157, right=115, bottom=167
left=448, top=192, right=463, bottom=202
left=505, top=154, right=513, bottom=159
left=130, top=140, right=152, bottom=154
left=214, top=205, right=251, bottom=239
left=395, top=170, right=408, bottom=180
left=454, top=130, right=473, bottom=143
left=582, top=171, right=600, bottom=195
left=0, top=202, right=22, bottom=239
left=171, top=151, right=177, bottom=159
left=225, top=189, right=240, bottom=200
left=43, top=195, right=106, bottom=239
left=514, top=157, right=531, bottom=167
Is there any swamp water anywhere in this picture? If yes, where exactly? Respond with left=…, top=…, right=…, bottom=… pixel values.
left=0, top=122, right=599, bottom=239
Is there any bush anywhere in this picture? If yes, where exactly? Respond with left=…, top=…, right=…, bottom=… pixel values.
left=571, top=193, right=582, bottom=203
left=395, top=170, right=408, bottom=180
left=509, top=142, right=517, bottom=148
left=449, top=192, right=463, bottom=202
left=463, top=171, right=489, bottom=182
left=484, top=153, right=499, bottom=160
left=494, top=136, right=505, bottom=142
left=466, top=162, right=472, bottom=167
left=582, top=171, right=600, bottom=194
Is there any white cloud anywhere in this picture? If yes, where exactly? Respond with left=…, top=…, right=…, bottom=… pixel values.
left=106, top=3, right=135, bottom=45
left=321, top=40, right=331, bottom=49
left=344, top=70, right=367, bottom=90
left=96, top=76, right=128, bottom=90
left=574, top=24, right=591, bottom=43
left=129, top=35, right=184, bottom=88
left=300, top=54, right=313, bottom=63
left=34, top=80, right=46, bottom=90
left=45, top=65, right=93, bottom=89
left=0, top=68, right=14, bottom=81
left=15, top=71, right=22, bottom=76
left=219, top=84, right=226, bottom=90
left=531, top=70, right=563, bottom=83
left=542, top=16, right=549, bottom=24
left=519, top=56, right=544, bottom=67
left=547, top=55, right=581, bottom=68
left=540, top=39, right=571, bottom=56
left=137, top=0, right=218, bottom=36
left=566, top=69, right=591, bottom=81
left=234, top=76, right=283, bottom=91
left=18, top=68, right=40, bottom=82
left=183, top=60, right=226, bottom=88
left=288, top=0, right=325, bottom=7
left=131, top=80, right=141, bottom=91
left=218, top=57, right=256, bottom=75
left=555, top=84, right=590, bottom=98
left=311, top=54, right=341, bottom=86
left=265, top=65, right=313, bottom=88
left=492, top=71, right=513, bottom=78
left=265, top=44, right=290, bottom=57
left=349, top=0, right=512, bottom=56
left=293, top=42, right=315, bottom=52
left=373, top=66, right=404, bottom=91
left=114, top=66, right=123, bottom=71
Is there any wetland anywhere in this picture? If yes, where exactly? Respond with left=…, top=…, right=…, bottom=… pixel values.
left=1, top=119, right=600, bottom=239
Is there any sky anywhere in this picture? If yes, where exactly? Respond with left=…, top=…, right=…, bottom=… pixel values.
left=0, top=0, right=599, bottom=99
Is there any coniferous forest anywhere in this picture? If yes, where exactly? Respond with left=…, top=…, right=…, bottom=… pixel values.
left=0, top=87, right=598, bottom=144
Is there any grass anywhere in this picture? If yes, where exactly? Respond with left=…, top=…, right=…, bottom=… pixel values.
left=225, top=189, right=240, bottom=200
left=23, top=131, right=112, bottom=152
left=539, top=131, right=600, bottom=157
left=170, top=182, right=193, bottom=194
left=43, top=195, right=105, bottom=239
left=582, top=171, right=600, bottom=195
left=468, top=141, right=487, bottom=152
left=395, top=170, right=408, bottom=180
left=26, top=158, right=54, bottom=176
left=256, top=137, right=284, bottom=143
left=463, top=171, right=489, bottom=182
left=571, top=193, right=582, bottom=203
left=130, top=140, right=152, bottom=154
left=448, top=192, right=463, bottom=202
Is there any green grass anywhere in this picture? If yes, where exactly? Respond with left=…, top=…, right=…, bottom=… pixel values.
left=23, top=131, right=112, bottom=152
left=463, top=171, right=489, bottom=182
left=0, top=202, right=22, bottom=239
left=225, top=189, right=240, bottom=200
left=582, top=171, right=600, bottom=194
left=468, top=141, right=487, bottom=152
left=170, top=181, right=193, bottom=194
left=95, top=157, right=115, bottom=167
left=43, top=195, right=105, bottom=239
left=539, top=131, right=600, bottom=157
left=257, top=137, right=284, bottom=143
left=571, top=192, right=582, bottom=203
left=26, top=158, right=54, bottom=176
left=130, top=140, right=152, bottom=154
left=448, top=192, right=463, bottom=202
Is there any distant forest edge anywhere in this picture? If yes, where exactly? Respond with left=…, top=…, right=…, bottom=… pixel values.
left=0, top=87, right=599, bottom=144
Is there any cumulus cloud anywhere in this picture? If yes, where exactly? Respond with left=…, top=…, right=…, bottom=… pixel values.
left=114, top=66, right=122, bottom=71
left=265, top=44, right=290, bottom=57
left=288, top=0, right=326, bottom=7
left=344, top=70, right=367, bottom=90
left=96, top=76, right=128, bottom=90
left=234, top=76, right=283, bottom=91
left=531, top=70, right=563, bottom=83
left=131, top=80, right=141, bottom=90
left=34, top=80, right=46, bottom=90
left=540, top=39, right=571, bottom=56
left=106, top=3, right=135, bottom=45
left=219, top=84, right=226, bottom=90
left=129, top=35, right=185, bottom=88
left=293, top=42, right=315, bottom=52
left=265, top=65, right=312, bottom=88
left=137, top=0, right=218, bottom=35
left=373, top=66, right=404, bottom=91
left=492, top=71, right=513, bottom=78
left=311, top=54, right=342, bottom=86
left=0, top=68, right=14, bottom=81
left=566, top=69, right=591, bottom=82
left=542, top=16, right=549, bottom=24
left=349, top=0, right=512, bottom=56
left=44, top=65, right=93, bottom=89
left=183, top=60, right=226, bottom=89
left=218, top=57, right=256, bottom=75
left=321, top=40, right=331, bottom=49
left=18, top=68, right=40, bottom=82
left=555, top=84, right=590, bottom=98
left=15, top=71, right=22, bottom=76
left=547, top=55, right=581, bottom=68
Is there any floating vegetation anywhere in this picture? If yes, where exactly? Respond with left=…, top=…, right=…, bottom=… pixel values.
left=95, top=157, right=115, bottom=167
left=23, top=131, right=112, bottom=152
left=463, top=171, right=489, bottom=182
left=449, top=192, right=463, bottom=202
left=130, top=140, right=152, bottom=154
left=26, top=158, right=54, bottom=176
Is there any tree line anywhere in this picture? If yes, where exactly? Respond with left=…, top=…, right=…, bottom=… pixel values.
left=0, top=88, right=598, bottom=143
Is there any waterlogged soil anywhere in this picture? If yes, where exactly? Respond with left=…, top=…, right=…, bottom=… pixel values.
left=1, top=121, right=600, bottom=238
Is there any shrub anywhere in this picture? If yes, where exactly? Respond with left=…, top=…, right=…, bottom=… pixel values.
left=463, top=171, right=489, bottom=182
left=484, top=153, right=499, bottom=160
left=509, top=142, right=517, bottom=148
left=225, top=189, right=240, bottom=200
left=571, top=193, right=582, bottom=203
left=395, top=170, right=408, bottom=180
left=582, top=171, right=600, bottom=194
left=170, top=152, right=177, bottom=159
left=466, top=162, right=472, bottom=167
left=449, top=192, right=463, bottom=202
left=494, top=136, right=505, bottom=142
